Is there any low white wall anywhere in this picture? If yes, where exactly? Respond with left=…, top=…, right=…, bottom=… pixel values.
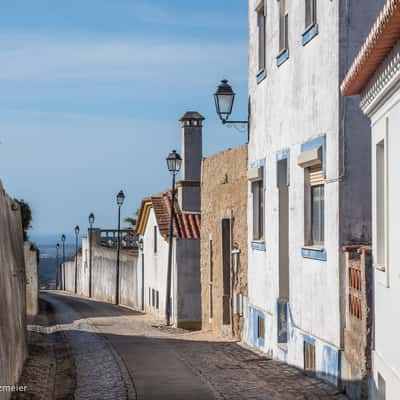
left=0, top=182, right=27, bottom=400
left=63, top=244, right=138, bottom=308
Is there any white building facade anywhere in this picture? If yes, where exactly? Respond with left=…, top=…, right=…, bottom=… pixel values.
left=245, top=0, right=383, bottom=387
left=136, top=112, right=203, bottom=330
left=342, top=1, right=400, bottom=398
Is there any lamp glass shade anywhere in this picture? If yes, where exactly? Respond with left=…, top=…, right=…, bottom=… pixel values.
left=166, top=150, right=182, bottom=174
left=75, top=225, right=80, bottom=235
left=138, top=238, right=144, bottom=251
left=56, top=243, right=60, bottom=249
left=61, top=234, right=66, bottom=242
left=88, top=213, right=95, bottom=225
left=214, top=79, right=235, bottom=121
left=116, top=190, right=125, bottom=206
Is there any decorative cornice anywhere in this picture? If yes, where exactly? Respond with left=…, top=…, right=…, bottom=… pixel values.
left=360, top=40, right=400, bottom=114
left=341, top=0, right=400, bottom=96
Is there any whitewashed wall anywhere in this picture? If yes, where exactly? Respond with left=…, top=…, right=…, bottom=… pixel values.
left=362, top=41, right=400, bottom=400
left=245, top=0, right=382, bottom=386
left=140, top=209, right=175, bottom=322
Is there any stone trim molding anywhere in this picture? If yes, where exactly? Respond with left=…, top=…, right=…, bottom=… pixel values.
left=360, top=40, right=400, bottom=115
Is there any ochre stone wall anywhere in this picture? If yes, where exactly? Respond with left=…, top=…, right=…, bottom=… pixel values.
left=342, top=246, right=372, bottom=400
left=200, top=145, right=248, bottom=338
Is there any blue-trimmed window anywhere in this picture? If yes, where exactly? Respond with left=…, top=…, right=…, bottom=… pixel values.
left=276, top=0, right=289, bottom=67
left=302, top=0, right=318, bottom=46
left=305, top=0, right=316, bottom=30
left=298, top=136, right=326, bottom=258
left=256, top=1, right=266, bottom=73
left=252, top=171, right=264, bottom=241
left=279, top=0, right=288, bottom=52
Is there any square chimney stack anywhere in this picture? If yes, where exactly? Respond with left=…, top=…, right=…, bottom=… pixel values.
left=177, top=111, right=204, bottom=213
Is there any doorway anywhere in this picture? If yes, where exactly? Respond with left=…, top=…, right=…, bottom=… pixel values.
left=277, top=157, right=289, bottom=344
left=221, top=218, right=231, bottom=326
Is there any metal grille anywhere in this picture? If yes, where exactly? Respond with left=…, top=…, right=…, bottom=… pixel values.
left=349, top=259, right=363, bottom=319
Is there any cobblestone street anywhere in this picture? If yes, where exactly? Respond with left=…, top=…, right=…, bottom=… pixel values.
left=16, top=292, right=348, bottom=400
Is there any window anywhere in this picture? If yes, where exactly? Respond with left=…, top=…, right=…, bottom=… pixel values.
left=308, top=165, right=324, bottom=246
left=152, top=288, right=155, bottom=307
left=304, top=341, right=316, bottom=374
left=153, top=226, right=157, bottom=253
left=252, top=174, right=264, bottom=240
left=148, top=287, right=151, bottom=305
left=279, top=0, right=289, bottom=52
left=305, top=0, right=317, bottom=29
left=257, top=2, right=266, bottom=72
left=311, top=184, right=324, bottom=246
left=376, top=139, right=386, bottom=269
left=156, top=291, right=159, bottom=310
left=257, top=315, right=265, bottom=339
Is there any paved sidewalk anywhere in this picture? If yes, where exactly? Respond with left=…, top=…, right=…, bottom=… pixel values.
left=18, top=292, right=349, bottom=400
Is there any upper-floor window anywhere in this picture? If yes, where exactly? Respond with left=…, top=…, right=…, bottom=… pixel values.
left=279, top=0, right=289, bottom=52
left=309, top=165, right=324, bottom=246
left=376, top=139, right=386, bottom=270
left=252, top=171, right=264, bottom=241
left=305, top=0, right=317, bottom=29
left=153, top=226, right=157, bottom=253
left=256, top=2, right=266, bottom=71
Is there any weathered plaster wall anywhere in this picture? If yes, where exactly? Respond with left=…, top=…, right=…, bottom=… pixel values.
left=24, top=242, right=39, bottom=317
left=176, top=238, right=201, bottom=329
left=200, top=145, right=248, bottom=338
left=246, top=0, right=383, bottom=387
left=338, top=0, right=385, bottom=245
left=247, top=0, right=341, bottom=370
left=0, top=182, right=27, bottom=399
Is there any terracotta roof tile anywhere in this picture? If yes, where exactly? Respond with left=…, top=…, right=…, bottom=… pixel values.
left=342, top=0, right=400, bottom=96
left=138, top=190, right=200, bottom=240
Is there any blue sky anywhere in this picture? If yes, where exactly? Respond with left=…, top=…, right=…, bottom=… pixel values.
left=0, top=0, right=248, bottom=244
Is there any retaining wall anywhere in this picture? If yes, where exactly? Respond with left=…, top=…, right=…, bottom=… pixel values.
left=0, top=182, right=27, bottom=400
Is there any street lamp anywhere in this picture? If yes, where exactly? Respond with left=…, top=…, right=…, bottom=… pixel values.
left=88, top=212, right=95, bottom=298
left=115, top=190, right=125, bottom=305
left=165, top=150, right=182, bottom=326
left=61, top=234, right=66, bottom=290
left=138, top=238, right=144, bottom=311
left=74, top=225, right=80, bottom=294
left=56, top=243, right=60, bottom=290
left=214, top=79, right=249, bottom=136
